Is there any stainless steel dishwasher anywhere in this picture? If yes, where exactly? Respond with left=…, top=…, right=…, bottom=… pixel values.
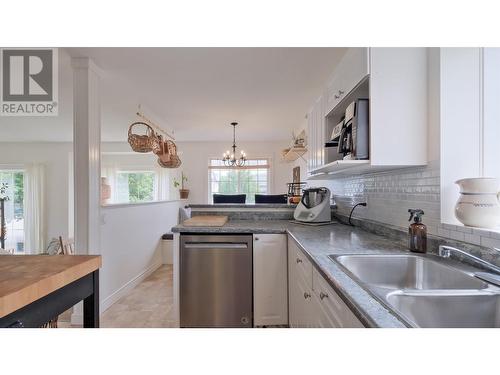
left=180, top=234, right=253, bottom=327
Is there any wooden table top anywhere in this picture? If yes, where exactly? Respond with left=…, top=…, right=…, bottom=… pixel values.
left=0, top=255, right=101, bottom=318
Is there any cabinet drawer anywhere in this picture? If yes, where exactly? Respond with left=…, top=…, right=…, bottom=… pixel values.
left=312, top=268, right=364, bottom=328
left=290, top=239, right=313, bottom=286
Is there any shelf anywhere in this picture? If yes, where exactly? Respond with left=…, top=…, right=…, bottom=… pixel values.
left=281, top=147, right=307, bottom=162
left=310, top=160, right=370, bottom=175
left=308, top=160, right=429, bottom=180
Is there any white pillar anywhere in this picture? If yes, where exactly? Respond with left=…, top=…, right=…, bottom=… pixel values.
left=72, top=57, right=101, bottom=255
left=70, top=57, right=102, bottom=325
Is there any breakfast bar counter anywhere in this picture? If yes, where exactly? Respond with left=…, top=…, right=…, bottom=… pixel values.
left=0, top=255, right=102, bottom=328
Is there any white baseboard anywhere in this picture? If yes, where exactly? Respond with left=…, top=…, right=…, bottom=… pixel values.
left=67, top=261, right=162, bottom=325
left=100, top=261, right=162, bottom=313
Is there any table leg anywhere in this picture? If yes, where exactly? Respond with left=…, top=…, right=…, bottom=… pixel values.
left=83, top=270, right=99, bottom=328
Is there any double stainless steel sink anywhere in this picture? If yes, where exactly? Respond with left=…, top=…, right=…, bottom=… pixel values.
left=329, top=254, right=500, bottom=328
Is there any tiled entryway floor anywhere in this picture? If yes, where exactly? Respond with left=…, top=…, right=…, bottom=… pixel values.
left=60, top=265, right=175, bottom=328
left=101, top=265, right=176, bottom=328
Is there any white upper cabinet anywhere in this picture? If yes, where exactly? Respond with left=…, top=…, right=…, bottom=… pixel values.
left=369, top=48, right=427, bottom=167
left=307, top=47, right=428, bottom=177
left=306, top=95, right=327, bottom=171
left=306, top=108, right=315, bottom=171
left=326, top=48, right=369, bottom=114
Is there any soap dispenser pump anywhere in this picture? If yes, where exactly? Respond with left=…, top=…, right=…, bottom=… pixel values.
left=408, top=209, right=427, bottom=253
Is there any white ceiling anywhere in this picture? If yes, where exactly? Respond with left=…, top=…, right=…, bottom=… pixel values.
left=0, top=47, right=347, bottom=142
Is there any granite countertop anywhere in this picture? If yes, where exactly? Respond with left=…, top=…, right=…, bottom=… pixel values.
left=188, top=204, right=296, bottom=209
left=172, top=219, right=409, bottom=327
left=172, top=220, right=290, bottom=233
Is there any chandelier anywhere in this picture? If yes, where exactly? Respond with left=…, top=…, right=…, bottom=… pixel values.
left=222, top=122, right=247, bottom=167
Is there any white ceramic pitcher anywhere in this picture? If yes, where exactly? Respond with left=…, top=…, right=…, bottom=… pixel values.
left=455, top=178, right=500, bottom=228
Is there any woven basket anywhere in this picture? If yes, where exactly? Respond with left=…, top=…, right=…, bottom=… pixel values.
left=157, top=140, right=182, bottom=168
left=157, top=156, right=181, bottom=168
left=128, top=122, right=160, bottom=153
left=154, top=135, right=172, bottom=163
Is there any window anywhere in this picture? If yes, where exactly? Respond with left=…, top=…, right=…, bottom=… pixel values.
left=0, top=170, right=24, bottom=252
left=208, top=159, right=270, bottom=203
left=101, top=152, right=171, bottom=205
left=115, top=171, right=158, bottom=203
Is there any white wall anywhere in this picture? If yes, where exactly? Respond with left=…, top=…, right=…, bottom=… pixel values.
left=99, top=200, right=182, bottom=311
left=0, top=142, right=73, bottom=247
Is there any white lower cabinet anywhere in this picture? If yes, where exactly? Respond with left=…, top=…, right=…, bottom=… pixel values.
left=253, top=234, right=288, bottom=326
left=288, top=236, right=364, bottom=328
left=312, top=268, right=364, bottom=328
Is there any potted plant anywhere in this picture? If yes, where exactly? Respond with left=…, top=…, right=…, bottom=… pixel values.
left=174, top=172, right=189, bottom=199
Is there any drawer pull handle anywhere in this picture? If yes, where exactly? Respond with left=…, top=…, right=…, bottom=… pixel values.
left=320, top=292, right=329, bottom=300
left=296, top=258, right=302, bottom=264
left=303, top=292, right=311, bottom=299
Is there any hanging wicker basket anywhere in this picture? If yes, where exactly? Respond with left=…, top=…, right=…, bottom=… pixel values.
left=128, top=122, right=160, bottom=153
left=154, top=135, right=172, bottom=163
left=157, top=140, right=182, bottom=168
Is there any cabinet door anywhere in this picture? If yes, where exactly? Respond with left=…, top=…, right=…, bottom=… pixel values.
left=289, top=269, right=305, bottom=328
left=288, top=268, right=301, bottom=327
left=312, top=268, right=364, bottom=328
left=311, top=106, right=317, bottom=170
left=288, top=236, right=317, bottom=327
left=326, top=74, right=341, bottom=114
left=310, top=292, right=333, bottom=328
left=326, top=48, right=369, bottom=114
left=369, top=47, right=427, bottom=166
left=308, top=95, right=326, bottom=172
left=336, top=48, right=369, bottom=100
left=318, top=94, right=326, bottom=167
left=253, top=234, right=288, bottom=326
left=306, top=109, right=314, bottom=173
left=288, top=237, right=313, bottom=285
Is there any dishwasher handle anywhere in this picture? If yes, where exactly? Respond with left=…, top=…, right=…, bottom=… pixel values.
left=183, top=242, right=249, bottom=249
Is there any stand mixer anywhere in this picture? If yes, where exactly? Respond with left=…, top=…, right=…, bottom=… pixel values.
left=293, top=187, right=332, bottom=223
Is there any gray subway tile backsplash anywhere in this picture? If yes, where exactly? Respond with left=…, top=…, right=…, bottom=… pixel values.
left=308, top=159, right=500, bottom=253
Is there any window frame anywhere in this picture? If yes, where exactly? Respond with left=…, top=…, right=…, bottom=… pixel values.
left=207, top=157, right=272, bottom=203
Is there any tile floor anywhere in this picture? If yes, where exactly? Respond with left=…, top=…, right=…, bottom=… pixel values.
left=61, top=265, right=175, bottom=328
